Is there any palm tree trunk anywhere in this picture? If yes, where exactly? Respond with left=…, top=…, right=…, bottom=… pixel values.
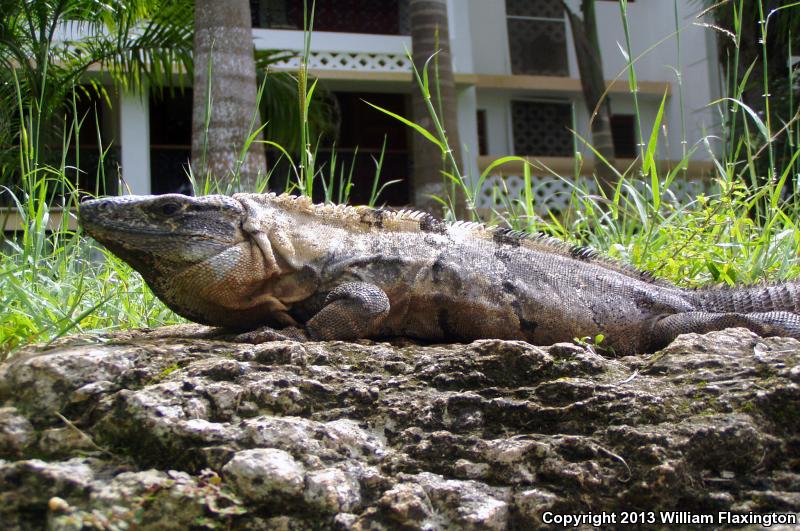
left=192, top=0, right=266, bottom=191
left=563, top=0, right=617, bottom=196
left=409, top=0, right=467, bottom=218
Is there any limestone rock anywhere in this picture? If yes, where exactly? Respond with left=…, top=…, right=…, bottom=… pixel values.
left=0, top=325, right=798, bottom=528
left=223, top=448, right=305, bottom=502
left=0, top=407, right=35, bottom=456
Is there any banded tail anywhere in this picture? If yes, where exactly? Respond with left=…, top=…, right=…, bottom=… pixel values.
left=645, top=281, right=800, bottom=351
left=691, top=281, right=800, bottom=314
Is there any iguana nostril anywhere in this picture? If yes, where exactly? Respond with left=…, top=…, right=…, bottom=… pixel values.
left=82, top=199, right=109, bottom=211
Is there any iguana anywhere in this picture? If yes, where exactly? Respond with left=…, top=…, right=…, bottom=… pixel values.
left=79, top=193, right=800, bottom=354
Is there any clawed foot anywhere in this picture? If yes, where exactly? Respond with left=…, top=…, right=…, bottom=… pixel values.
left=217, top=326, right=308, bottom=344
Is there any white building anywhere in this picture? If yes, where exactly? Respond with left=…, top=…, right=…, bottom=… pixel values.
left=88, top=0, right=721, bottom=209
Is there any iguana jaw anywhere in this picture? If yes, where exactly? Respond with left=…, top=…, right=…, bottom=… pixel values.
left=80, top=193, right=249, bottom=278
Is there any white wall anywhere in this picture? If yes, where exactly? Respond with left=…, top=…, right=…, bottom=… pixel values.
left=119, top=90, right=151, bottom=194
left=475, top=91, right=513, bottom=156
left=448, top=0, right=475, bottom=73
left=582, top=0, right=721, bottom=160
left=467, top=0, right=510, bottom=75
left=456, top=86, right=480, bottom=181
left=459, top=0, right=721, bottom=162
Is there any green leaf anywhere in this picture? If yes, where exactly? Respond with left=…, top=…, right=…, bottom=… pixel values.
left=771, top=148, right=800, bottom=209
left=478, top=156, right=530, bottom=182
left=522, top=160, right=534, bottom=221
left=705, top=260, right=720, bottom=281
left=720, top=97, right=770, bottom=142
left=643, top=88, right=668, bottom=175
left=572, top=130, right=624, bottom=182
left=615, top=41, right=629, bottom=62
left=362, top=100, right=443, bottom=150
left=644, top=88, right=668, bottom=210
left=594, top=334, right=605, bottom=345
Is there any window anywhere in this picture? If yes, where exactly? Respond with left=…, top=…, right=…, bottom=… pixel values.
left=326, top=91, right=410, bottom=205
left=268, top=92, right=411, bottom=206
left=506, top=0, right=568, bottom=76
left=149, top=89, right=193, bottom=195
left=62, top=86, right=118, bottom=197
left=610, top=114, right=637, bottom=159
left=476, top=110, right=488, bottom=156
left=511, top=100, right=573, bottom=156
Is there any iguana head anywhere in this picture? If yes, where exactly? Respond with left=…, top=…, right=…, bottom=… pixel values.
left=80, top=194, right=246, bottom=271
left=79, top=194, right=289, bottom=328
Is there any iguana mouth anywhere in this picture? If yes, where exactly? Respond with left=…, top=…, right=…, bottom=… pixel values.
left=79, top=198, right=170, bottom=239
left=80, top=196, right=247, bottom=243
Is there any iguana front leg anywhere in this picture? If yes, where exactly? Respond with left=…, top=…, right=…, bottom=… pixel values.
left=649, top=311, right=800, bottom=351
left=228, top=282, right=390, bottom=343
left=306, top=282, right=390, bottom=340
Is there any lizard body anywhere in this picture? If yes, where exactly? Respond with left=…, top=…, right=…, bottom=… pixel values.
left=79, top=193, right=800, bottom=354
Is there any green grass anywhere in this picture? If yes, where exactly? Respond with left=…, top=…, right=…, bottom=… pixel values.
left=1, top=0, right=799, bottom=360
left=0, top=179, right=183, bottom=358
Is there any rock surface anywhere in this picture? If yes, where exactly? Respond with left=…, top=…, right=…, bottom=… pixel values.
left=0, top=324, right=799, bottom=529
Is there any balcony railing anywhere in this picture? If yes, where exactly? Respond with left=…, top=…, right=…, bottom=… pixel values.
left=474, top=156, right=716, bottom=213
left=254, top=27, right=412, bottom=74
left=272, top=51, right=412, bottom=73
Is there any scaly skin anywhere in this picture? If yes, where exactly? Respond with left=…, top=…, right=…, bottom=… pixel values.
left=79, top=193, right=800, bottom=354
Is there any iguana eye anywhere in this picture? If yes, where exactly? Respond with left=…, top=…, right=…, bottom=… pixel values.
left=160, top=202, right=181, bottom=216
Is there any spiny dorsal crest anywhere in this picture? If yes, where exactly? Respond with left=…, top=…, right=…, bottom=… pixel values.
left=251, top=193, right=661, bottom=284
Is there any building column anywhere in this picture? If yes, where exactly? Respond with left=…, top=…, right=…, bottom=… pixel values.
left=456, top=85, right=480, bottom=190
left=448, top=0, right=479, bottom=193
left=119, top=88, right=151, bottom=195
